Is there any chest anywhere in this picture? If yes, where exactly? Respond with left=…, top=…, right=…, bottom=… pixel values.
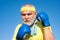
left=24, top=27, right=44, bottom=40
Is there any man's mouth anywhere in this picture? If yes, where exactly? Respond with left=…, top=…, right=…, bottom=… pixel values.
left=25, top=20, right=30, bottom=22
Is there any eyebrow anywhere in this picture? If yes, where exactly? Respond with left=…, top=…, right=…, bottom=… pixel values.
left=21, top=13, right=32, bottom=16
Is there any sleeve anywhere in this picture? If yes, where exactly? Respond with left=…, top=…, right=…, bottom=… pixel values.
left=12, top=24, right=22, bottom=40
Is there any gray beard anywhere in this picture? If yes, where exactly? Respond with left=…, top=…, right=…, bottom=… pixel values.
left=23, top=17, right=36, bottom=26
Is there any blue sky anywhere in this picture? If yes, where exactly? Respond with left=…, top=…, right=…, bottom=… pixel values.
left=0, top=0, right=60, bottom=40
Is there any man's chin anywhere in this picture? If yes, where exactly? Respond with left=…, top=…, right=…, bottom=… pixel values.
left=23, top=22, right=33, bottom=26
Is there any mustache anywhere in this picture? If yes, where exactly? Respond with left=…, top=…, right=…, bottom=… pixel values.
left=24, top=20, right=30, bottom=22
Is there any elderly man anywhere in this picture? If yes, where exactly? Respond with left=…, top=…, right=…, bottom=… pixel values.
left=12, top=4, right=54, bottom=40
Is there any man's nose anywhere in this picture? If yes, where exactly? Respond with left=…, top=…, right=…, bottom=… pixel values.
left=25, top=15, right=29, bottom=18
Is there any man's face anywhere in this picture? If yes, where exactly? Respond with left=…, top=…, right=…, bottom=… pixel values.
left=21, top=11, right=36, bottom=25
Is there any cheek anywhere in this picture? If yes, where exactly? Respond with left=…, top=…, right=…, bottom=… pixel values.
left=29, top=14, right=36, bottom=20
left=22, top=16, right=25, bottom=21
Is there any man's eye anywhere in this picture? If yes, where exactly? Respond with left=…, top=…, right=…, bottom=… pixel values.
left=28, top=13, right=32, bottom=15
left=22, top=14, right=26, bottom=16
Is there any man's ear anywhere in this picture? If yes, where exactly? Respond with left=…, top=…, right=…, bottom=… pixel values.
left=35, top=13, right=37, bottom=17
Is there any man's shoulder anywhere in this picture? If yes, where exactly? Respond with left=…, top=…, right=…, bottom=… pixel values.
left=17, top=24, right=22, bottom=27
left=15, top=24, right=22, bottom=30
left=12, top=24, right=22, bottom=40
